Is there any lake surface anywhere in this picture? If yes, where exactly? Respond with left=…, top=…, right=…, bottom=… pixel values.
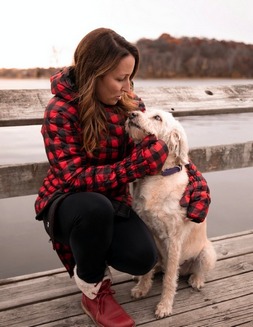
left=1, top=77, right=253, bottom=89
left=0, top=78, right=253, bottom=279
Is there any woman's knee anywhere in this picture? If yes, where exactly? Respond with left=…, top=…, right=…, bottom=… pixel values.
left=128, top=242, right=158, bottom=275
left=107, top=210, right=158, bottom=275
left=110, top=248, right=157, bottom=276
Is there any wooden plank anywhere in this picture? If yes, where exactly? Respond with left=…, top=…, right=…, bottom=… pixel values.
left=128, top=273, right=253, bottom=325
left=210, top=251, right=253, bottom=280
left=18, top=292, right=253, bottom=327
left=0, top=270, right=133, bottom=311
left=0, top=89, right=50, bottom=126
left=1, top=231, right=252, bottom=311
left=212, top=230, right=253, bottom=260
left=190, top=140, right=253, bottom=172
left=137, top=84, right=253, bottom=115
left=1, top=141, right=253, bottom=199
left=0, top=231, right=252, bottom=326
left=1, top=270, right=252, bottom=326
left=0, top=267, right=126, bottom=286
left=142, top=293, right=253, bottom=327
left=0, top=162, right=48, bottom=199
left=0, top=268, right=66, bottom=285
left=1, top=251, right=252, bottom=312
left=238, top=322, right=253, bottom=327
left=1, top=84, right=253, bottom=126
left=17, top=291, right=253, bottom=327
left=210, top=228, right=253, bottom=241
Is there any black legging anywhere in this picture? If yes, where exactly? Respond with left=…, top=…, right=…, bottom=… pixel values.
left=54, top=192, right=158, bottom=283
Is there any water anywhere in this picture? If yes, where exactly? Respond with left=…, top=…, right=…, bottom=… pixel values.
left=1, top=78, right=253, bottom=279
left=1, top=77, right=253, bottom=90
left=0, top=78, right=51, bottom=89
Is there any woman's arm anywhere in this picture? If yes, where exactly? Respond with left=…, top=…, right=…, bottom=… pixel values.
left=42, top=108, right=168, bottom=194
left=180, top=162, right=211, bottom=223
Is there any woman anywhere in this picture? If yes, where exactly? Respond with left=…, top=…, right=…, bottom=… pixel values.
left=35, top=28, right=210, bottom=327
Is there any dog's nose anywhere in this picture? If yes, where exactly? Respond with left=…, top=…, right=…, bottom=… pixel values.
left=129, top=112, right=138, bottom=120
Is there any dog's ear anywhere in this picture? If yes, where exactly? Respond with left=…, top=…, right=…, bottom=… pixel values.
left=168, top=128, right=189, bottom=164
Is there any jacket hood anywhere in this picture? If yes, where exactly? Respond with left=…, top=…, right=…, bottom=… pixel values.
left=50, top=67, right=77, bottom=102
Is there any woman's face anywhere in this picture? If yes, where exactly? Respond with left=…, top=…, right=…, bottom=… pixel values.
left=96, top=54, right=135, bottom=105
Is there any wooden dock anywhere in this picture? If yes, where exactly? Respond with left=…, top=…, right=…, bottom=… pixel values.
left=0, top=230, right=253, bottom=326
left=1, top=85, right=253, bottom=326
left=1, top=85, right=253, bottom=199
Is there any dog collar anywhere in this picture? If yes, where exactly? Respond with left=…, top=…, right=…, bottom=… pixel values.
left=161, top=165, right=182, bottom=176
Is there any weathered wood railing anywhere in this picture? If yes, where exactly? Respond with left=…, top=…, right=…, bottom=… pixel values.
left=0, top=84, right=253, bottom=199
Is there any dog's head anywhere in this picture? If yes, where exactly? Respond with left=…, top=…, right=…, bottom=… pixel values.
left=126, top=109, right=189, bottom=165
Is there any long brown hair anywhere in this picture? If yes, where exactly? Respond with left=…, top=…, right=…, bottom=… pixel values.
left=73, top=28, right=140, bottom=152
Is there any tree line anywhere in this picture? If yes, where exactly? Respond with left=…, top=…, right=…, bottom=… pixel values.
left=1, top=34, right=253, bottom=79
left=135, top=34, right=253, bottom=78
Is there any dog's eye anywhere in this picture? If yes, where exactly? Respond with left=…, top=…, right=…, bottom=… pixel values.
left=153, top=115, right=162, bottom=121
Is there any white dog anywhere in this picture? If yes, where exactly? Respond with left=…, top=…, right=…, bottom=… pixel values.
left=125, top=109, right=217, bottom=319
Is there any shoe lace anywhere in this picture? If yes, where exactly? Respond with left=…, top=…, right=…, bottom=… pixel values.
left=96, top=281, right=115, bottom=314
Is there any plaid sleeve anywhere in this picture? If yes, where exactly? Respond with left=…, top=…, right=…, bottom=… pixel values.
left=42, top=105, right=168, bottom=193
left=115, top=135, right=169, bottom=182
left=180, top=162, right=211, bottom=223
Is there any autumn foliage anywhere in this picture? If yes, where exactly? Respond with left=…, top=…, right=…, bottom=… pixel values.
left=136, top=34, right=253, bottom=78
left=1, top=34, right=253, bottom=79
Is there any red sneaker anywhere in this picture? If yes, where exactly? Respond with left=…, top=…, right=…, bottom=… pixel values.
left=81, top=279, right=135, bottom=327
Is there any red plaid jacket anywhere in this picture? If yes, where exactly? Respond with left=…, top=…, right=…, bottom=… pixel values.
left=35, top=67, right=211, bottom=277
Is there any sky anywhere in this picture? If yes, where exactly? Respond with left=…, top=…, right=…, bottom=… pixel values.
left=1, top=0, right=253, bottom=69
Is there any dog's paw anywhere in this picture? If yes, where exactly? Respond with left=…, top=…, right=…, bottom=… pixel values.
left=131, top=285, right=149, bottom=299
left=155, top=301, right=172, bottom=319
left=188, top=274, right=205, bottom=290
